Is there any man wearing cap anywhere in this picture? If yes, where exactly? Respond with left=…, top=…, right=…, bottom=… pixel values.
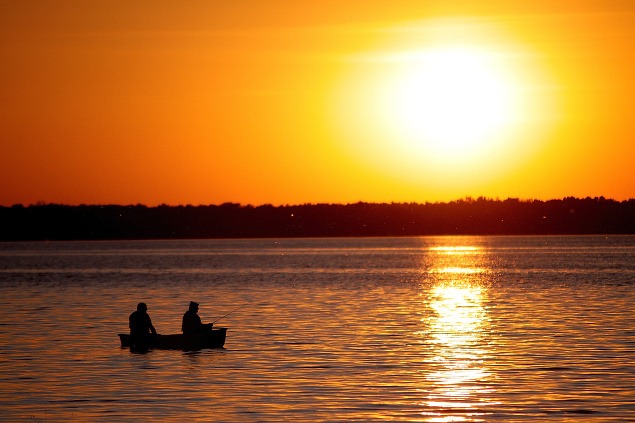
left=182, top=301, right=213, bottom=335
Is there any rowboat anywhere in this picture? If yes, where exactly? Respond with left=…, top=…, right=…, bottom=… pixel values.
left=118, top=328, right=227, bottom=351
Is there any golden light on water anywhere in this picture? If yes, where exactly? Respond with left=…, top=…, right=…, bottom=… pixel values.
left=430, top=246, right=479, bottom=251
left=431, top=268, right=486, bottom=275
left=420, top=241, right=498, bottom=422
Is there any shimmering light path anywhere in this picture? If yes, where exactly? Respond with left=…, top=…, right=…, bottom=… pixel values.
left=0, top=236, right=634, bottom=421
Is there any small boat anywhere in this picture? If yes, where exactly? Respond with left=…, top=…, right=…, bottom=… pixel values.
left=118, top=328, right=227, bottom=351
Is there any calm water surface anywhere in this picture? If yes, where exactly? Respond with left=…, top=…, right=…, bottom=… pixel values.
left=0, top=236, right=634, bottom=422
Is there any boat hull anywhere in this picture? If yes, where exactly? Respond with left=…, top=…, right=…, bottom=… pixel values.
left=119, top=328, right=227, bottom=351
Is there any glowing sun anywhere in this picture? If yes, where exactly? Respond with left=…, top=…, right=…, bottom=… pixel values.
left=383, top=46, right=515, bottom=162
left=333, top=21, right=557, bottom=188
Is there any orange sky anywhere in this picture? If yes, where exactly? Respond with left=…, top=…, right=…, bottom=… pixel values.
left=1, top=1, right=634, bottom=206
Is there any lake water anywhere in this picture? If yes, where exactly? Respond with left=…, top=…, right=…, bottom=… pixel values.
left=0, top=236, right=634, bottom=422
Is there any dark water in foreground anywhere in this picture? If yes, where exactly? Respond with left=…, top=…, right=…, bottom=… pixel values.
left=0, top=236, right=634, bottom=422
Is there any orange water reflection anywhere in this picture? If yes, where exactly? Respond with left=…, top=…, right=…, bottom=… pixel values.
left=420, top=241, right=498, bottom=422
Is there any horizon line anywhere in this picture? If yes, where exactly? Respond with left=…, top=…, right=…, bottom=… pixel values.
left=3, top=195, right=633, bottom=208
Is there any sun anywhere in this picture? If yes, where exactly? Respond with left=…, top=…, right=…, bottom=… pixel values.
left=331, top=20, right=557, bottom=189
left=383, top=46, right=515, bottom=162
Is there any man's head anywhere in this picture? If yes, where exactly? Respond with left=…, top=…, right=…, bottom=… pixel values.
left=137, top=302, right=148, bottom=312
left=189, top=301, right=199, bottom=312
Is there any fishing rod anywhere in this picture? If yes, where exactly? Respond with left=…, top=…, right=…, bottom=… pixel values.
left=212, top=304, right=246, bottom=324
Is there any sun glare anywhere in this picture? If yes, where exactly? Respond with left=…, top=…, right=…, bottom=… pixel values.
left=333, top=20, right=558, bottom=189
left=384, top=47, right=514, bottom=160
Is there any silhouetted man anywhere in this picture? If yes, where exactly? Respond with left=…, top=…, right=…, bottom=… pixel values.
left=182, top=301, right=213, bottom=335
left=129, top=302, right=157, bottom=350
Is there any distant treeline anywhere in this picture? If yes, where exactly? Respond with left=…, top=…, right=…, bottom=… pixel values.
left=1, top=197, right=634, bottom=240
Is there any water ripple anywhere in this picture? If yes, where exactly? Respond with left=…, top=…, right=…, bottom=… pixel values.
left=0, top=236, right=634, bottom=421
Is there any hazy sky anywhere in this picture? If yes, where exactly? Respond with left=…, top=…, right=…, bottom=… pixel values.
left=1, top=1, right=634, bottom=206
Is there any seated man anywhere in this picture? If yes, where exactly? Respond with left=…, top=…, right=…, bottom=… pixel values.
left=129, top=302, right=157, bottom=350
left=182, top=301, right=213, bottom=335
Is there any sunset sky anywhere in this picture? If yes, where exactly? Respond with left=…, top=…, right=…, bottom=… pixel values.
left=1, top=1, right=634, bottom=206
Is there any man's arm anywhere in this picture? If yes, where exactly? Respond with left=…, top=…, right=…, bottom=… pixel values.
left=148, top=316, right=157, bottom=335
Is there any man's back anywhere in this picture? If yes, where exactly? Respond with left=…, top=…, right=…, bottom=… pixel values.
left=129, top=310, right=151, bottom=336
left=182, top=310, right=202, bottom=335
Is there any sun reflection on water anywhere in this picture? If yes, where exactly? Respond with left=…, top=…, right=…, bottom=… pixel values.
left=420, top=242, right=497, bottom=422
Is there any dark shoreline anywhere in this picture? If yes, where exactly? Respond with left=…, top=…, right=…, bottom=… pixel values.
left=1, top=197, right=634, bottom=241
